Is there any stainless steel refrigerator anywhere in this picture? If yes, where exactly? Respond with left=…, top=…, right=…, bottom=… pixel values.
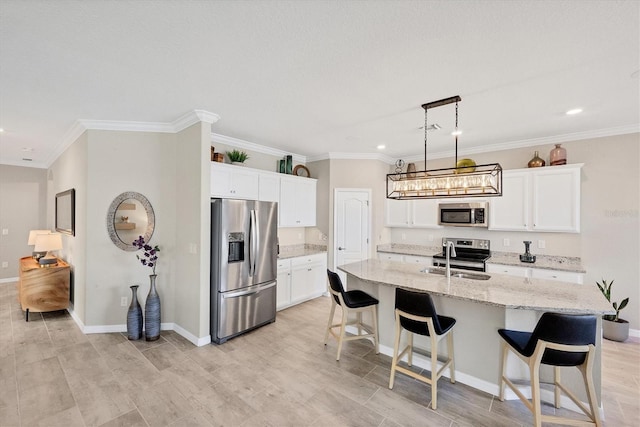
left=210, top=198, right=278, bottom=344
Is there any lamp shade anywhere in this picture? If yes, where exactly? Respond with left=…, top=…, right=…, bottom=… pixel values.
left=34, top=233, right=63, bottom=252
left=28, top=229, right=51, bottom=245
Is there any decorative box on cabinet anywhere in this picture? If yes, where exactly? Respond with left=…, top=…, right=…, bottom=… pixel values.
left=18, top=256, right=70, bottom=321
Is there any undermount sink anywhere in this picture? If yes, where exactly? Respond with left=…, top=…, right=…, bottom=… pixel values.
left=420, top=267, right=491, bottom=281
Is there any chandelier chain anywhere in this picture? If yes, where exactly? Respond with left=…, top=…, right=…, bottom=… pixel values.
left=455, top=100, right=459, bottom=165
left=424, top=107, right=428, bottom=171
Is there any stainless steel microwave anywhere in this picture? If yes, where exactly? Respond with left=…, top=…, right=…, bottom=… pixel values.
left=438, top=202, right=488, bottom=227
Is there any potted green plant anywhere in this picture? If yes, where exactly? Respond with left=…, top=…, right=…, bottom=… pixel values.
left=226, top=149, right=249, bottom=165
left=596, top=279, right=629, bottom=342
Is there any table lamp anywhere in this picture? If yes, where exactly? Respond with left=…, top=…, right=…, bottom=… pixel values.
left=28, top=229, right=51, bottom=260
left=34, top=233, right=63, bottom=266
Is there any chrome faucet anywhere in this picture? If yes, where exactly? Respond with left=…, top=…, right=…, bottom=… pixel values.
left=445, top=241, right=457, bottom=279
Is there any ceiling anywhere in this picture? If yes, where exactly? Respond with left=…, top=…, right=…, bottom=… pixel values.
left=1, top=1, right=638, bottom=168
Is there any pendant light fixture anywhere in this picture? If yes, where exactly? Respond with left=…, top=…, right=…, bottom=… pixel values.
left=386, top=96, right=502, bottom=199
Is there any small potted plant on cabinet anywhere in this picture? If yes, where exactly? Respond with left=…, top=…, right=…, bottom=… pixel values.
left=226, top=149, right=249, bottom=165
left=596, top=279, right=629, bottom=342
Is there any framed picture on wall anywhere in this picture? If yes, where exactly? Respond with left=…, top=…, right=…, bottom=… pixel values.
left=55, top=189, right=75, bottom=236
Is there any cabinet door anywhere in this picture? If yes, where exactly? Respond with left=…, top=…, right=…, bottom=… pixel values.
left=385, top=199, right=410, bottom=227
left=410, top=199, right=442, bottom=228
left=489, top=171, right=529, bottom=231
left=259, top=173, right=280, bottom=202
left=532, top=167, right=580, bottom=232
left=276, top=269, right=291, bottom=310
left=279, top=177, right=317, bottom=227
left=377, top=252, right=404, bottom=262
left=530, top=268, right=583, bottom=284
left=403, top=255, right=433, bottom=266
left=230, top=168, right=260, bottom=200
left=310, top=264, right=327, bottom=295
left=296, top=179, right=316, bottom=226
left=486, top=263, right=530, bottom=278
left=211, top=166, right=232, bottom=197
left=290, top=266, right=314, bottom=304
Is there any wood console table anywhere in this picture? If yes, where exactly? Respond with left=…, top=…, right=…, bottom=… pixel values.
left=18, top=256, right=70, bottom=321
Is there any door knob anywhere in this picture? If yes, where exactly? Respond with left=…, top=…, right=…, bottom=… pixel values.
left=337, top=247, right=345, bottom=250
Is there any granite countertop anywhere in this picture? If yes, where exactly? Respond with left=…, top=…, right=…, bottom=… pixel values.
left=278, top=244, right=327, bottom=260
left=376, top=243, right=585, bottom=273
left=338, top=259, right=611, bottom=315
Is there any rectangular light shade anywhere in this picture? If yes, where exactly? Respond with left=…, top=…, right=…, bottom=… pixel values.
left=387, top=163, right=503, bottom=199
left=34, top=233, right=63, bottom=252
left=28, top=229, right=51, bottom=245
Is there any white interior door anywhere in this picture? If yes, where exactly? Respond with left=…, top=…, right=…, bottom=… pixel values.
left=334, top=189, right=371, bottom=287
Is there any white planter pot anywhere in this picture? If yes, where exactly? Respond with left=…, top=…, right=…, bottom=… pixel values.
left=602, top=318, right=629, bottom=342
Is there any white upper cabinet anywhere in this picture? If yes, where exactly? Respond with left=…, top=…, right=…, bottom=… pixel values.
left=211, top=163, right=259, bottom=200
left=279, top=175, right=317, bottom=227
left=488, top=171, right=530, bottom=231
left=258, top=172, right=280, bottom=202
left=489, top=164, right=582, bottom=233
left=384, top=198, right=442, bottom=228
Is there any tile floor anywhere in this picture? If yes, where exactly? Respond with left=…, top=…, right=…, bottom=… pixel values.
left=0, top=282, right=638, bottom=426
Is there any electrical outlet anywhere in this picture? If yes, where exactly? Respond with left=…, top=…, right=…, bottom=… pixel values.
left=120, top=297, right=127, bottom=307
left=189, top=243, right=197, bottom=254
left=503, top=238, right=510, bottom=247
left=401, top=233, right=406, bottom=241
left=1, top=261, right=8, bottom=268
left=428, top=234, right=434, bottom=241
left=538, top=240, right=546, bottom=249
left=1, top=229, right=7, bottom=235
left=297, top=233, right=302, bottom=240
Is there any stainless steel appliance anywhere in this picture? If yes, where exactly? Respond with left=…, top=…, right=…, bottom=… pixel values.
left=210, top=199, right=278, bottom=344
left=438, top=202, right=488, bottom=227
left=432, top=238, right=491, bottom=272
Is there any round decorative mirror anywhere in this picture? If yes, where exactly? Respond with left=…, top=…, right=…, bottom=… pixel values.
left=106, top=191, right=155, bottom=251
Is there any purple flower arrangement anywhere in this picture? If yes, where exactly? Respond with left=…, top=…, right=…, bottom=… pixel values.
left=132, top=236, right=160, bottom=274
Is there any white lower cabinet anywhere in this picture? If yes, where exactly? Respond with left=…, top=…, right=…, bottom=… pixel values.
left=377, top=252, right=404, bottom=262
left=277, top=253, right=327, bottom=311
left=376, top=252, right=433, bottom=266
left=486, top=263, right=583, bottom=284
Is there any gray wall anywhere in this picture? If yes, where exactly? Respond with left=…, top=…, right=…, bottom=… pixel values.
left=0, top=165, right=47, bottom=279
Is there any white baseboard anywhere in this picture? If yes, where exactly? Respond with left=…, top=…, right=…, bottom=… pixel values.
left=67, top=307, right=211, bottom=347
left=629, top=328, right=640, bottom=338
left=0, top=277, right=18, bottom=284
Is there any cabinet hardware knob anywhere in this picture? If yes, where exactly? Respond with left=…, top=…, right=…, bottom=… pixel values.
left=337, top=247, right=345, bottom=250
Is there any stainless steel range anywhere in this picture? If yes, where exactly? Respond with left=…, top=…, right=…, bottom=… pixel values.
left=432, top=238, right=490, bottom=272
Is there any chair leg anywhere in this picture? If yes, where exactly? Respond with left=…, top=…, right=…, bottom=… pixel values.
left=499, top=341, right=509, bottom=401
left=324, top=299, right=336, bottom=345
left=389, top=311, right=402, bottom=389
left=554, top=366, right=561, bottom=408
left=356, top=311, right=363, bottom=336
left=580, top=364, right=602, bottom=427
left=530, top=359, right=542, bottom=427
left=405, top=332, right=413, bottom=367
left=430, top=334, right=439, bottom=410
left=447, top=331, right=455, bottom=383
left=336, top=307, right=347, bottom=361
left=371, top=305, right=379, bottom=354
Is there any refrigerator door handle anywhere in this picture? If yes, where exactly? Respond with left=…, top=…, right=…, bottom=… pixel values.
left=250, top=209, right=258, bottom=277
left=222, top=281, right=276, bottom=299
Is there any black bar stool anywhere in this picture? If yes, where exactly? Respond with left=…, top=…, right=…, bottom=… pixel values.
left=324, top=269, right=379, bottom=361
left=498, top=312, right=601, bottom=427
left=389, top=287, right=456, bottom=410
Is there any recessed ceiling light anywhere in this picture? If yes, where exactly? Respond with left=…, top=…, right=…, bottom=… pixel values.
left=377, top=145, right=386, bottom=150
left=22, top=147, right=34, bottom=152
left=451, top=130, right=463, bottom=136
left=566, top=108, right=583, bottom=115
left=0, top=128, right=4, bottom=132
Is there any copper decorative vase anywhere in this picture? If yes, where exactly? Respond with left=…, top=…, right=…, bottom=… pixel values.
left=550, top=144, right=567, bottom=166
left=527, top=151, right=545, bottom=168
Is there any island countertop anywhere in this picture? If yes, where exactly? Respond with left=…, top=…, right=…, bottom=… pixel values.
left=338, top=259, right=612, bottom=315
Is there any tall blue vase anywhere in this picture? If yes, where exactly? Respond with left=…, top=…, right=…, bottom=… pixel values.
left=145, top=274, right=161, bottom=341
left=127, top=285, right=142, bottom=340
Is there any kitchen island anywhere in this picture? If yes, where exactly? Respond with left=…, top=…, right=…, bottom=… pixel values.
left=338, top=259, right=613, bottom=413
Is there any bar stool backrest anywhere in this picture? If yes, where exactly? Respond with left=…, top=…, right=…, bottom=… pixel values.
left=326, top=269, right=345, bottom=305
left=527, top=313, right=597, bottom=366
left=395, top=288, right=446, bottom=335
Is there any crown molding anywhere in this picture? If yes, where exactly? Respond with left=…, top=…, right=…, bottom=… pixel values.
left=306, top=152, right=396, bottom=164
left=211, top=133, right=307, bottom=163
left=402, top=123, right=640, bottom=162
